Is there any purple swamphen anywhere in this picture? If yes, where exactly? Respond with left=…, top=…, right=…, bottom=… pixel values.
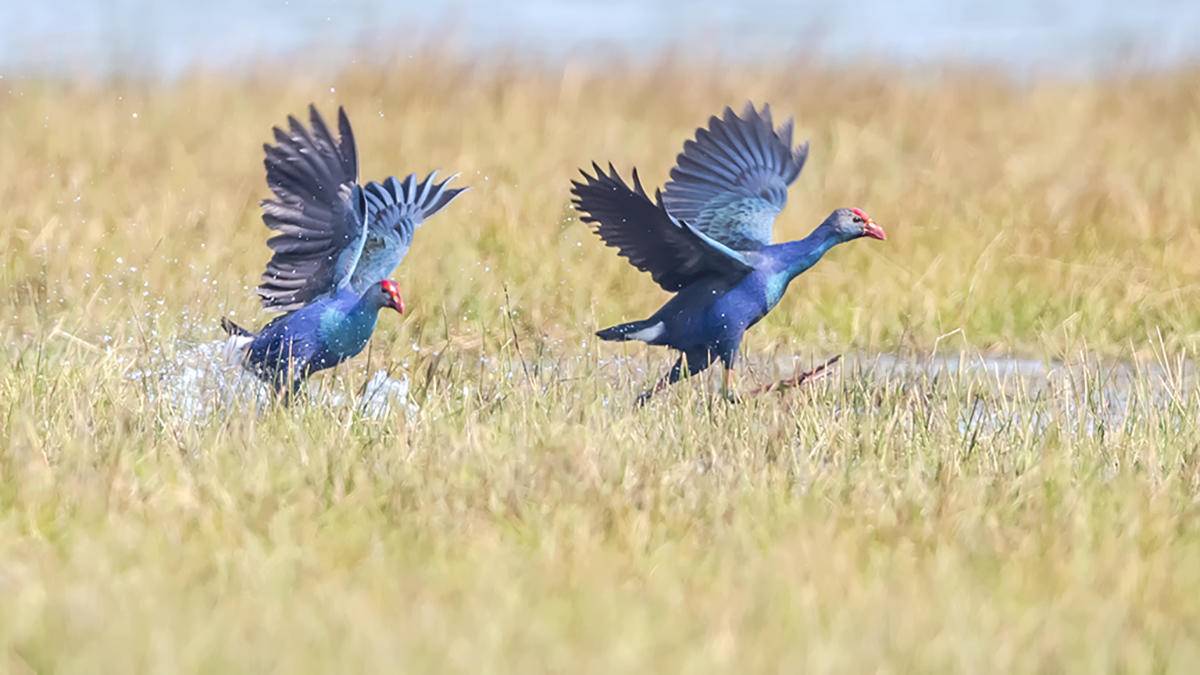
left=222, top=105, right=467, bottom=394
left=571, top=103, right=886, bottom=402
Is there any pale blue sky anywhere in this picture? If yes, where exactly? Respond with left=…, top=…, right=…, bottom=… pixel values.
left=2, top=0, right=1196, bottom=78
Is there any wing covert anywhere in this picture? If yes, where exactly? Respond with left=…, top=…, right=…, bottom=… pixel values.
left=662, top=102, right=809, bottom=250
left=347, top=171, right=469, bottom=291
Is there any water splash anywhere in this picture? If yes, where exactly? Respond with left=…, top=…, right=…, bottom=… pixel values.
left=128, top=337, right=418, bottom=421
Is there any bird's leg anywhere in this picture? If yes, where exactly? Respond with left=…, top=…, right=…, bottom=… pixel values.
left=720, top=366, right=740, bottom=403
left=271, top=376, right=300, bottom=406
left=637, top=357, right=684, bottom=406
left=286, top=378, right=305, bottom=405
left=269, top=359, right=306, bottom=406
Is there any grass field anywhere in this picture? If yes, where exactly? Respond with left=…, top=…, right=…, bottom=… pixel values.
left=2, top=56, right=1200, bottom=672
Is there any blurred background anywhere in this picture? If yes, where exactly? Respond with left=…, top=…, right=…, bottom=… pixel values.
left=3, top=0, right=1198, bottom=78
left=4, top=0, right=1199, bottom=354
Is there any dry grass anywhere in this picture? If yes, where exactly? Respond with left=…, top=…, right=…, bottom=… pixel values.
left=2, top=55, right=1200, bottom=673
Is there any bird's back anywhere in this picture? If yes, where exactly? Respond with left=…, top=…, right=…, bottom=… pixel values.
left=248, top=308, right=325, bottom=372
left=245, top=290, right=360, bottom=379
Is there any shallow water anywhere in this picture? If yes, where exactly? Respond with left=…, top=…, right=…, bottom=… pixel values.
left=767, top=351, right=1195, bottom=435
left=125, top=335, right=1193, bottom=434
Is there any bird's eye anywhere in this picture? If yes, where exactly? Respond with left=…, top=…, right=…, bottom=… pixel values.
left=852, top=216, right=864, bottom=224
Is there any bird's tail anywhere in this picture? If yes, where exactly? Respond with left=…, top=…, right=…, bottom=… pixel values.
left=220, top=317, right=255, bottom=338
left=596, top=319, right=665, bottom=343
left=219, top=318, right=256, bottom=368
left=363, top=171, right=468, bottom=229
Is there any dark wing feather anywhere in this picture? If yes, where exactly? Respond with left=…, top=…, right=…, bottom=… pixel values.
left=259, top=185, right=368, bottom=311
left=257, top=105, right=365, bottom=311
left=571, top=163, right=754, bottom=292
left=662, top=102, right=809, bottom=250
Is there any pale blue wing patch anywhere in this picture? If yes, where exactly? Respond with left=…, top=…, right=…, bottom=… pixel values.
left=348, top=172, right=468, bottom=290
left=692, top=195, right=782, bottom=251
left=662, top=103, right=809, bottom=251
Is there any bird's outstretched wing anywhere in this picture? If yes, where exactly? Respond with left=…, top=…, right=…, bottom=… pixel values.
left=258, top=105, right=367, bottom=311
left=662, top=102, right=809, bottom=251
left=347, top=171, right=469, bottom=292
left=571, top=163, right=754, bottom=292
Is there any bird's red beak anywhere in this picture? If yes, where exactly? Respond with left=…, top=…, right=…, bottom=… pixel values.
left=864, top=220, right=887, bottom=241
left=386, top=287, right=405, bottom=314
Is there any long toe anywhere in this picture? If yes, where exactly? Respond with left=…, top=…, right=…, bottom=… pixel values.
left=749, top=355, right=842, bottom=396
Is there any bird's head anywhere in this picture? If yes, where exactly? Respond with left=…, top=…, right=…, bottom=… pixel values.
left=378, top=280, right=406, bottom=314
left=823, top=208, right=887, bottom=242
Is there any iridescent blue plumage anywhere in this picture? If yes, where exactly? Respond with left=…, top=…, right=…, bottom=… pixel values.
left=222, top=105, right=467, bottom=392
left=234, top=284, right=397, bottom=393
left=572, top=103, right=886, bottom=401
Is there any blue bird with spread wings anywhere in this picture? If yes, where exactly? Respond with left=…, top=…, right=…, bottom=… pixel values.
left=571, top=103, right=886, bottom=402
left=222, top=105, right=467, bottom=393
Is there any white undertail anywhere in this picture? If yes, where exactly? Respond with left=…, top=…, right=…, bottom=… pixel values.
left=626, top=322, right=665, bottom=343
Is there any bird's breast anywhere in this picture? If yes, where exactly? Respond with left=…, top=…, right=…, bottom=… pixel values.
left=317, top=307, right=374, bottom=356
left=763, top=276, right=790, bottom=311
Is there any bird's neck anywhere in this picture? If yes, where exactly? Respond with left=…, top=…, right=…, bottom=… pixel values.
left=320, top=289, right=384, bottom=350
left=770, top=227, right=842, bottom=281
left=349, top=292, right=385, bottom=322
